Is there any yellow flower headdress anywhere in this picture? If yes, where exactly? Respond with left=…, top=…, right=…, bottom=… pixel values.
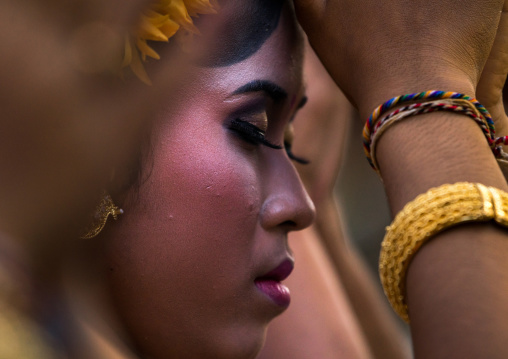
left=123, top=0, right=219, bottom=84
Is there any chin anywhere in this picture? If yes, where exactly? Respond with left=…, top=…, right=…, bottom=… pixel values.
left=211, top=335, right=266, bottom=359
left=197, top=323, right=269, bottom=359
left=133, top=322, right=268, bottom=359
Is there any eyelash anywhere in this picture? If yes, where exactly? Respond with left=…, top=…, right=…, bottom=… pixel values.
left=229, top=119, right=282, bottom=149
left=229, top=119, right=310, bottom=165
left=284, top=142, right=310, bottom=165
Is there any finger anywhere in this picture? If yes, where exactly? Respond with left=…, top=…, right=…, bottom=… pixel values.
left=477, top=0, right=508, bottom=133
left=478, top=3, right=508, bottom=104
left=293, top=0, right=326, bottom=28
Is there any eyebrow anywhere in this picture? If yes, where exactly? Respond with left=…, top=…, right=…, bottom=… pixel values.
left=232, top=80, right=288, bottom=102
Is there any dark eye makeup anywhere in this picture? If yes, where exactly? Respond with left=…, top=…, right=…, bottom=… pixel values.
left=229, top=118, right=310, bottom=165
left=284, top=142, right=310, bottom=165
left=229, top=119, right=282, bottom=149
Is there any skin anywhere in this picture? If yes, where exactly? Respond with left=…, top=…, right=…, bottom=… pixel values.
left=295, top=46, right=411, bottom=359
left=477, top=1, right=508, bottom=140
left=6, top=0, right=505, bottom=357
left=100, top=3, right=315, bottom=358
left=0, top=0, right=191, bottom=249
left=293, top=0, right=508, bottom=357
left=259, top=43, right=410, bottom=359
left=0, top=1, right=213, bottom=357
left=258, top=227, right=374, bottom=359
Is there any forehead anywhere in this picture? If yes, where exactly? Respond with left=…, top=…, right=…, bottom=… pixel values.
left=194, top=0, right=303, bottom=68
left=160, top=0, right=305, bottom=113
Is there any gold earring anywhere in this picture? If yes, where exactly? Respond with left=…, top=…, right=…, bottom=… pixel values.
left=81, top=192, right=123, bottom=239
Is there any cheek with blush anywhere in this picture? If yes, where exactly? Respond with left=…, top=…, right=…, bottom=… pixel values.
left=131, top=119, right=265, bottom=293
left=103, top=121, right=269, bottom=358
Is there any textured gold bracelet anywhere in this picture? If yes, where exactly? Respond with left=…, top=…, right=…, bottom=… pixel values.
left=379, top=182, right=508, bottom=322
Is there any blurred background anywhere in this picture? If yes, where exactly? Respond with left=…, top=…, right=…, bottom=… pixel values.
left=336, top=115, right=391, bottom=280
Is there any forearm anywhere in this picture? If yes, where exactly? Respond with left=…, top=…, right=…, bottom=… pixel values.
left=317, top=198, right=411, bottom=359
left=376, top=110, right=508, bottom=358
left=407, top=223, right=508, bottom=359
left=294, top=0, right=508, bottom=356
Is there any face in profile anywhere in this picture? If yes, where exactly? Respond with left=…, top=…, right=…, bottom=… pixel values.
left=102, top=1, right=315, bottom=358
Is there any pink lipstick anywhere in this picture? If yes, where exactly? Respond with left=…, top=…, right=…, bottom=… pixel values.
left=255, top=259, right=294, bottom=307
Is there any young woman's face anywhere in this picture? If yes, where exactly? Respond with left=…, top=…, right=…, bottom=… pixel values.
left=104, top=2, right=315, bottom=358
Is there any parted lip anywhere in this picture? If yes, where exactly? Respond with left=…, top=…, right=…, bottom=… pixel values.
left=256, top=258, right=294, bottom=282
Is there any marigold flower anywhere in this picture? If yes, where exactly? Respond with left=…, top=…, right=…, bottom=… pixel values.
left=124, top=0, right=218, bottom=84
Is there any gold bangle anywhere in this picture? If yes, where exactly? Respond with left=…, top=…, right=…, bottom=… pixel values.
left=379, top=182, right=508, bottom=322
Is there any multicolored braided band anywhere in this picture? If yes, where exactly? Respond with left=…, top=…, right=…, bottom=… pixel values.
left=362, top=90, right=508, bottom=171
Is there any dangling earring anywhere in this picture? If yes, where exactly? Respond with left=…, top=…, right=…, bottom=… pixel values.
left=81, top=192, right=124, bottom=239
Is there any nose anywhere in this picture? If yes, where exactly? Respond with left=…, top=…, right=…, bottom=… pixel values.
left=259, top=156, right=316, bottom=231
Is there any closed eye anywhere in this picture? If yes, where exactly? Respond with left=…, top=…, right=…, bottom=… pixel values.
left=229, top=119, right=282, bottom=149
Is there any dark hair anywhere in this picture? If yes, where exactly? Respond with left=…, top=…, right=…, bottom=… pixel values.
left=200, top=0, right=285, bottom=67
left=151, top=0, right=285, bottom=68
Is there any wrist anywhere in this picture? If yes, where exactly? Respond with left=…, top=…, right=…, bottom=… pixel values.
left=375, top=111, right=508, bottom=213
left=356, top=73, right=476, bottom=121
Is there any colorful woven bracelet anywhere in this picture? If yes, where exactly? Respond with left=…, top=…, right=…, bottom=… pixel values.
left=362, top=90, right=508, bottom=171
left=369, top=99, right=489, bottom=171
left=379, top=182, right=508, bottom=322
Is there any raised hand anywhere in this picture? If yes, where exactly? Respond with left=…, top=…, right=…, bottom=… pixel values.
left=293, top=0, right=504, bottom=118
